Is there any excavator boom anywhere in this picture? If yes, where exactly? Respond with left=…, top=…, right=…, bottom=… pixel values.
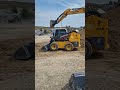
left=50, top=7, right=85, bottom=28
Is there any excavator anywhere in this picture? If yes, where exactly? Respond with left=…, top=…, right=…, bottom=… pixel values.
left=49, top=7, right=109, bottom=59
left=41, top=8, right=85, bottom=52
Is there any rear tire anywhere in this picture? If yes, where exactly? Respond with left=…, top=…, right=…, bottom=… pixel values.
left=85, top=40, right=93, bottom=59
left=50, top=42, right=58, bottom=51
left=65, top=43, right=74, bottom=51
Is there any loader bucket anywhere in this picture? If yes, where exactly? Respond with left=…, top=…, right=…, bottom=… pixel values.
left=41, top=44, right=50, bottom=52
left=14, top=42, right=35, bottom=60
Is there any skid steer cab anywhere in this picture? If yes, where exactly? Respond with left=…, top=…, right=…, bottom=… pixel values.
left=49, top=28, right=81, bottom=51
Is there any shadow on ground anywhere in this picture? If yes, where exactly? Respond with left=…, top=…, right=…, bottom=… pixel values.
left=61, top=83, right=72, bottom=90
left=88, top=52, right=104, bottom=60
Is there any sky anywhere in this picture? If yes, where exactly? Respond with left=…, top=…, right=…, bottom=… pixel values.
left=35, top=0, right=85, bottom=27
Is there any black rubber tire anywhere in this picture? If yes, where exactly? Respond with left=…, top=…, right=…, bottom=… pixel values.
left=85, top=40, right=93, bottom=59
left=65, top=43, right=74, bottom=51
left=50, top=42, right=58, bottom=51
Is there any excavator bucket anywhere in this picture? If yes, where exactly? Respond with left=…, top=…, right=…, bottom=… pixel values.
left=50, top=20, right=57, bottom=28
left=14, top=42, right=35, bottom=60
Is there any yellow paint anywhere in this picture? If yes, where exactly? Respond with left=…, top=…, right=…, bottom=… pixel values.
left=86, top=15, right=109, bottom=49
left=53, top=32, right=80, bottom=50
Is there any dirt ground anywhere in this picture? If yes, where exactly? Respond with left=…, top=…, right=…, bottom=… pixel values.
left=35, top=35, right=85, bottom=90
left=35, top=34, right=120, bottom=90
left=86, top=51, right=120, bottom=90
left=0, top=22, right=35, bottom=89
left=0, top=38, right=35, bottom=89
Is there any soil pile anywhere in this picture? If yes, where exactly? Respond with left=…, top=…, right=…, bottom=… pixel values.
left=79, top=29, right=85, bottom=48
left=107, top=7, right=120, bottom=51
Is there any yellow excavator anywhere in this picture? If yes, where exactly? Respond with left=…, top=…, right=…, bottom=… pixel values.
left=50, top=7, right=109, bottom=58
left=46, top=8, right=85, bottom=51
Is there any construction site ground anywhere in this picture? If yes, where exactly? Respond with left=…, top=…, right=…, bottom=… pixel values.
left=0, top=33, right=120, bottom=89
left=35, top=35, right=120, bottom=90
left=0, top=22, right=34, bottom=89
left=86, top=51, right=120, bottom=89
left=35, top=35, right=85, bottom=90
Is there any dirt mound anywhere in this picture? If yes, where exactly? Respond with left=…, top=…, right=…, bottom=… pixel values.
left=107, top=7, right=120, bottom=51
left=79, top=29, right=85, bottom=48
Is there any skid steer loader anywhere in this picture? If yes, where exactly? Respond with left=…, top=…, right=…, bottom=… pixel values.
left=42, top=28, right=80, bottom=51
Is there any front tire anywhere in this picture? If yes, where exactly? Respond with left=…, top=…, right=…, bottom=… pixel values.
left=85, top=40, right=93, bottom=59
left=50, top=42, right=58, bottom=51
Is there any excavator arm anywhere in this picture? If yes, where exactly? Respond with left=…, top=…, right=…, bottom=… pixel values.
left=50, top=7, right=85, bottom=28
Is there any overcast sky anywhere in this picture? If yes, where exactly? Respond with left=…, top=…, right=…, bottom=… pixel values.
left=35, top=0, right=85, bottom=27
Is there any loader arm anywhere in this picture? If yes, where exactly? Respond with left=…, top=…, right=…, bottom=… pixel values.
left=50, top=7, right=85, bottom=28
